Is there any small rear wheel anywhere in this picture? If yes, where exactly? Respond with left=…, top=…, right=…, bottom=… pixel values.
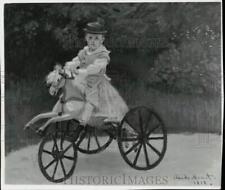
left=38, top=123, right=77, bottom=183
left=118, top=106, right=167, bottom=170
left=76, top=124, right=114, bottom=154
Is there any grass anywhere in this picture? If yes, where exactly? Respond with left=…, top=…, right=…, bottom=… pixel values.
left=4, top=77, right=222, bottom=154
left=5, top=78, right=57, bottom=154
left=113, top=77, right=222, bottom=134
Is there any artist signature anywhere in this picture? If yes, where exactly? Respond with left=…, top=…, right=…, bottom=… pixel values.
left=173, top=173, right=215, bottom=185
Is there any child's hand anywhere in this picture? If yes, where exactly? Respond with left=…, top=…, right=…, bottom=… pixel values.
left=64, top=61, right=80, bottom=74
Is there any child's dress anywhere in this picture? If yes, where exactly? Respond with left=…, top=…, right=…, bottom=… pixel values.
left=66, top=45, right=129, bottom=121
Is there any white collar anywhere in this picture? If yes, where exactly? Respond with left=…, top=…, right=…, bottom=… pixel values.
left=84, top=45, right=110, bottom=55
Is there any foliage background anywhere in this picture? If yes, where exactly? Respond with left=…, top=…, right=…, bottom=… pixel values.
left=4, top=3, right=222, bottom=153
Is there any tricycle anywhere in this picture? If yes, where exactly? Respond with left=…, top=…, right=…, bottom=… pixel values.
left=25, top=66, right=167, bottom=183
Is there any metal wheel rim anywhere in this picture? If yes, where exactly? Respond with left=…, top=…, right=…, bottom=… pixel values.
left=118, top=106, right=167, bottom=170
left=76, top=125, right=113, bottom=154
left=38, top=133, right=77, bottom=183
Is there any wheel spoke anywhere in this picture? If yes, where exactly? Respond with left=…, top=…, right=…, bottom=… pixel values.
left=87, top=131, right=91, bottom=151
left=60, top=158, right=66, bottom=177
left=52, top=160, right=58, bottom=179
left=124, top=118, right=137, bottom=132
left=43, top=149, right=53, bottom=156
left=148, top=136, right=164, bottom=140
left=63, top=144, right=73, bottom=154
left=138, top=110, right=143, bottom=133
left=77, top=130, right=87, bottom=146
left=133, top=143, right=142, bottom=166
left=147, top=124, right=160, bottom=137
left=146, top=141, right=161, bottom=157
left=60, top=135, right=65, bottom=151
left=144, top=112, right=152, bottom=133
left=125, top=141, right=140, bottom=155
left=94, top=134, right=101, bottom=149
left=44, top=158, right=56, bottom=170
left=143, top=142, right=150, bottom=167
left=52, top=138, right=56, bottom=152
left=121, top=137, right=138, bottom=142
left=63, top=155, right=74, bottom=160
left=53, top=135, right=59, bottom=152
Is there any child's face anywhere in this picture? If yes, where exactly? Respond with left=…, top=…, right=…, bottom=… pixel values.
left=85, top=33, right=104, bottom=51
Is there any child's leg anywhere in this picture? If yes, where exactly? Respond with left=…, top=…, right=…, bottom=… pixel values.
left=25, top=112, right=58, bottom=129
left=80, top=102, right=94, bottom=125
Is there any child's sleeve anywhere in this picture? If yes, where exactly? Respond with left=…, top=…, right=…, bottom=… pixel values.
left=87, top=58, right=108, bottom=75
left=78, top=58, right=108, bottom=76
left=77, top=49, right=86, bottom=64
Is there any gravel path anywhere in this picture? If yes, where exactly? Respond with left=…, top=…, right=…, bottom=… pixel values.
left=5, top=133, right=222, bottom=187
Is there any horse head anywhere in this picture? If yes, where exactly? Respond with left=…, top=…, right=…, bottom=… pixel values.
left=46, top=64, right=66, bottom=96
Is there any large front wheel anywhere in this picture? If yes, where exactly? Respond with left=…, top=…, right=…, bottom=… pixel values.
left=38, top=126, right=77, bottom=183
left=118, top=107, right=167, bottom=170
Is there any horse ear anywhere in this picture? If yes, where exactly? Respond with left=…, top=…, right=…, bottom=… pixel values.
left=54, top=64, right=62, bottom=71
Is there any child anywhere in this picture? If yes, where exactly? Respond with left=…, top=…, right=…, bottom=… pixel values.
left=65, top=21, right=129, bottom=126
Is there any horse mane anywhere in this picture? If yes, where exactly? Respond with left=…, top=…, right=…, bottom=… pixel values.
left=45, top=64, right=63, bottom=85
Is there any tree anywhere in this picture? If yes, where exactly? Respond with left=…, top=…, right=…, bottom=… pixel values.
left=4, top=3, right=221, bottom=95
left=147, top=3, right=221, bottom=95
